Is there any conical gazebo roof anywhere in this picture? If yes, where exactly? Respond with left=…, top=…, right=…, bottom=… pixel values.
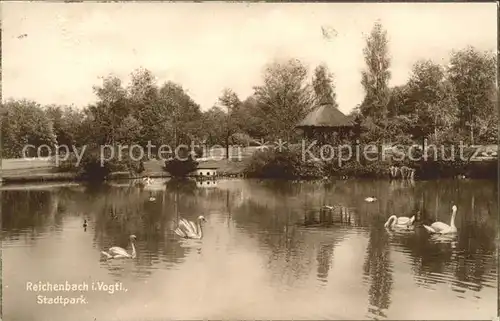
left=296, top=103, right=354, bottom=129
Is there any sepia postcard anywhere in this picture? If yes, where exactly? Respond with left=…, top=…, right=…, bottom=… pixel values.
left=1, top=2, right=498, bottom=320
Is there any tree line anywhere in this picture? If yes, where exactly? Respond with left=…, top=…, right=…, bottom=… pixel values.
left=1, top=21, right=496, bottom=161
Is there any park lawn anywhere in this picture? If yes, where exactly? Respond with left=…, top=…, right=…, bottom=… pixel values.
left=1, top=158, right=248, bottom=184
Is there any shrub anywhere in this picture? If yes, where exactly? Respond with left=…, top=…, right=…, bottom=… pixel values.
left=466, top=160, right=497, bottom=179
left=56, top=147, right=144, bottom=182
left=164, top=156, right=199, bottom=177
left=244, top=146, right=324, bottom=179
left=409, top=145, right=469, bottom=179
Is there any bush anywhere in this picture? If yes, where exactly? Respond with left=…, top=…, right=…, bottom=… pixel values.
left=164, top=156, right=198, bottom=177
left=244, top=146, right=324, bottom=179
left=466, top=160, right=497, bottom=179
left=323, top=157, right=391, bottom=179
left=408, top=146, right=469, bottom=179
left=56, top=147, right=144, bottom=182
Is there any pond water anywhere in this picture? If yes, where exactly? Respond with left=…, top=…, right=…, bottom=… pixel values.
left=2, top=179, right=498, bottom=320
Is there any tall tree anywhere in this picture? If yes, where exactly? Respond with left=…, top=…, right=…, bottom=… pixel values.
left=312, top=64, right=338, bottom=107
left=218, top=88, right=241, bottom=159
left=253, top=58, right=314, bottom=141
left=447, top=47, right=496, bottom=144
left=127, top=68, right=161, bottom=148
left=157, top=81, right=202, bottom=147
left=387, top=85, right=412, bottom=118
left=201, top=106, right=227, bottom=145
left=359, top=21, right=391, bottom=140
left=90, top=75, right=129, bottom=145
left=406, top=60, right=458, bottom=144
left=232, top=95, right=269, bottom=140
left=44, top=105, right=85, bottom=147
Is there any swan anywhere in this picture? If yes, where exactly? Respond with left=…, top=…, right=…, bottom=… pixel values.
left=384, top=215, right=415, bottom=229
left=149, top=196, right=156, bottom=202
left=174, top=216, right=207, bottom=239
left=365, top=197, right=377, bottom=202
left=143, top=177, right=153, bottom=185
left=323, top=205, right=335, bottom=210
left=423, top=205, right=458, bottom=234
left=101, top=235, right=137, bottom=259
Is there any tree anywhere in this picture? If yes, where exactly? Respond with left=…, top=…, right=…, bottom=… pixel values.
left=232, top=95, right=269, bottom=140
left=218, top=88, right=242, bottom=159
left=201, top=106, right=227, bottom=145
left=90, top=75, right=129, bottom=145
left=44, top=105, right=85, bottom=147
left=474, top=86, right=498, bottom=144
left=1, top=100, right=56, bottom=158
left=406, top=60, right=458, bottom=145
left=387, top=85, right=412, bottom=118
left=157, top=81, right=202, bottom=147
left=115, top=115, right=142, bottom=146
left=126, top=69, right=202, bottom=150
left=359, top=21, right=391, bottom=141
left=447, top=47, right=496, bottom=145
left=312, top=64, right=338, bottom=106
left=253, top=58, right=314, bottom=142
left=127, top=68, right=161, bottom=148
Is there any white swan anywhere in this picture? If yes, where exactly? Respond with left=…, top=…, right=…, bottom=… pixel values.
left=174, top=216, right=207, bottom=239
left=384, top=215, right=415, bottom=229
left=423, top=205, right=458, bottom=234
left=365, top=197, right=377, bottom=202
left=143, top=177, right=153, bottom=185
left=323, top=205, right=335, bottom=210
left=101, top=235, right=137, bottom=259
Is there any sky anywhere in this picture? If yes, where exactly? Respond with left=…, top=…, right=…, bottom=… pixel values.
left=2, top=2, right=497, bottom=114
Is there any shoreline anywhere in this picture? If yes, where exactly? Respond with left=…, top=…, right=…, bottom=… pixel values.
left=0, top=157, right=496, bottom=186
left=0, top=171, right=496, bottom=186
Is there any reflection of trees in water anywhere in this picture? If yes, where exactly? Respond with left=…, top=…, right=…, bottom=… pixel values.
left=403, top=181, right=497, bottom=293
left=166, top=178, right=197, bottom=196
left=90, top=188, right=192, bottom=271
left=229, top=183, right=353, bottom=287
left=2, top=190, right=64, bottom=242
left=316, top=242, right=335, bottom=284
left=4, top=179, right=496, bottom=296
left=230, top=196, right=316, bottom=285
left=33, top=183, right=205, bottom=279
left=363, top=226, right=393, bottom=319
left=365, top=179, right=498, bottom=297
left=303, top=206, right=357, bottom=227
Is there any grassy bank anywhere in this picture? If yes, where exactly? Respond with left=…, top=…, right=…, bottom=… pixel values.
left=0, top=158, right=248, bottom=185
left=1, top=151, right=495, bottom=185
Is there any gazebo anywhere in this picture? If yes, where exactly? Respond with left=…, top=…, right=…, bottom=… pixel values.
left=296, top=103, right=356, bottom=144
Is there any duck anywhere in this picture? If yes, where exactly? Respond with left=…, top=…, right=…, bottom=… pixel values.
left=423, top=205, right=458, bottom=235
left=83, top=219, right=88, bottom=228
